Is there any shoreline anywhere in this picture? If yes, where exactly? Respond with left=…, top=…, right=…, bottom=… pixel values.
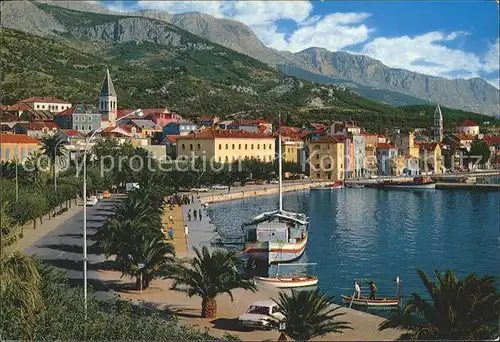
left=199, top=181, right=331, bottom=204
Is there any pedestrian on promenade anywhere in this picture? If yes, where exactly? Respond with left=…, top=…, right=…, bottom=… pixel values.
left=191, top=194, right=194, bottom=203
left=168, top=226, right=174, bottom=240
left=169, top=215, right=173, bottom=224
left=184, top=224, right=189, bottom=237
left=193, top=209, right=197, bottom=219
left=199, top=211, right=202, bottom=221
left=187, top=209, right=192, bottom=221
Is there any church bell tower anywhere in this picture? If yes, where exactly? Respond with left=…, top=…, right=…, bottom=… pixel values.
left=433, top=104, right=443, bottom=142
left=98, top=69, right=117, bottom=126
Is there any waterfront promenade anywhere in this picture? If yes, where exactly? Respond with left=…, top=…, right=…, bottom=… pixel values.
left=16, top=190, right=402, bottom=340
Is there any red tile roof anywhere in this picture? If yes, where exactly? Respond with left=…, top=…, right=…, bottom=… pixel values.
left=310, top=123, right=328, bottom=130
left=482, top=135, right=500, bottom=145
left=177, top=129, right=274, bottom=140
left=0, top=133, right=41, bottom=144
left=42, top=121, right=59, bottom=129
left=459, top=120, right=478, bottom=127
left=166, top=135, right=180, bottom=143
left=60, top=129, right=84, bottom=137
left=2, top=103, right=32, bottom=112
left=361, top=130, right=378, bottom=136
left=453, top=133, right=475, bottom=141
left=377, top=143, right=397, bottom=149
left=19, top=97, right=70, bottom=104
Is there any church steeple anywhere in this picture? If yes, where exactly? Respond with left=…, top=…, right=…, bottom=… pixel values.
left=98, top=69, right=117, bottom=126
left=433, top=104, right=443, bottom=142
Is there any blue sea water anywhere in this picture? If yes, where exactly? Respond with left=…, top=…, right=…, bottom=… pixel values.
left=209, top=188, right=499, bottom=311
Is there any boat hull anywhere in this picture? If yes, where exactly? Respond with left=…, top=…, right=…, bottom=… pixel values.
left=341, top=295, right=400, bottom=307
left=379, top=183, right=436, bottom=189
left=245, top=234, right=308, bottom=264
left=254, top=276, right=318, bottom=288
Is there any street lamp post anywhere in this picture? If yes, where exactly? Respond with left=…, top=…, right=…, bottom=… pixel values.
left=82, top=109, right=144, bottom=316
left=54, top=139, right=65, bottom=192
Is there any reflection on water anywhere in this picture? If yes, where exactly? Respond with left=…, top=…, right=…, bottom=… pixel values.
left=210, top=188, right=499, bottom=314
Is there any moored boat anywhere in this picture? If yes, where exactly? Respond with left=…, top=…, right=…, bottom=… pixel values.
left=376, top=176, right=436, bottom=189
left=243, top=115, right=309, bottom=264
left=253, top=263, right=318, bottom=288
left=255, top=275, right=318, bottom=288
left=341, top=295, right=401, bottom=307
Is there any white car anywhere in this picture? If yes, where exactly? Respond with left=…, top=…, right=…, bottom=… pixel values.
left=238, top=301, right=284, bottom=330
left=269, top=179, right=279, bottom=184
left=97, top=192, right=104, bottom=200
left=211, top=184, right=228, bottom=190
left=86, top=196, right=98, bottom=206
left=190, top=187, right=210, bottom=192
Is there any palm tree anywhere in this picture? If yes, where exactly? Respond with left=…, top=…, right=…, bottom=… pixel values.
left=168, top=246, right=257, bottom=318
left=114, top=233, right=176, bottom=290
left=41, top=135, right=66, bottom=180
left=24, top=150, right=49, bottom=184
left=0, top=249, right=43, bottom=328
left=379, top=269, right=500, bottom=340
left=270, top=290, right=352, bottom=341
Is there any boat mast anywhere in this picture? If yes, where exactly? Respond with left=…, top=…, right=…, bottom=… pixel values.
left=278, top=113, right=283, bottom=212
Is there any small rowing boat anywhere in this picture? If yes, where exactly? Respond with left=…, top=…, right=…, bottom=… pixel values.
left=254, top=262, right=318, bottom=288
left=341, top=295, right=401, bottom=307
left=254, top=275, right=318, bottom=288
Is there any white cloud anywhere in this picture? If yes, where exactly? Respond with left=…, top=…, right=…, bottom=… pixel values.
left=360, top=31, right=484, bottom=78
left=482, top=38, right=499, bottom=73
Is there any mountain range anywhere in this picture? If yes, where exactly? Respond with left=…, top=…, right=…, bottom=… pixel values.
left=1, top=0, right=498, bottom=116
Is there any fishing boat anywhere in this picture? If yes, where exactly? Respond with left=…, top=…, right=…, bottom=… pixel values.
left=346, top=183, right=364, bottom=189
left=311, top=180, right=344, bottom=190
left=376, top=176, right=436, bottom=189
left=340, top=295, right=401, bottom=307
left=253, top=263, right=318, bottom=288
left=242, top=116, right=309, bottom=264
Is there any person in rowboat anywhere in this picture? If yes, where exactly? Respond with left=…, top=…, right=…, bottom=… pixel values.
left=354, top=280, right=361, bottom=299
left=369, top=281, right=377, bottom=299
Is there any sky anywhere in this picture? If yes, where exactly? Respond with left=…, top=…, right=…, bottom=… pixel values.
left=100, top=1, right=500, bottom=88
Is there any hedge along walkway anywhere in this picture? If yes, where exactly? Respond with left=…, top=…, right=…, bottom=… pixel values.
left=162, top=205, right=187, bottom=255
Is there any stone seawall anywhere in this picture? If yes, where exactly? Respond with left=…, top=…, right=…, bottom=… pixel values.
left=200, top=181, right=330, bottom=204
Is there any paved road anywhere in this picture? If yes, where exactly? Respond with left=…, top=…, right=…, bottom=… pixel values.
left=25, top=195, right=126, bottom=295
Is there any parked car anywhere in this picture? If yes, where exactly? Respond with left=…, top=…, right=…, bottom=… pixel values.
left=255, top=179, right=265, bottom=185
left=190, top=187, right=210, bottom=192
left=103, top=191, right=111, bottom=198
left=97, top=192, right=104, bottom=200
left=269, top=179, right=279, bottom=184
left=86, top=196, right=98, bottom=206
left=211, top=184, right=228, bottom=190
left=238, top=301, right=284, bottom=330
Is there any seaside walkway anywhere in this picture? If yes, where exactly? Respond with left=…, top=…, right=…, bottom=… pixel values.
left=162, top=205, right=188, bottom=255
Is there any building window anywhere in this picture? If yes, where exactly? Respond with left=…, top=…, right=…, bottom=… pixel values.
left=225, top=144, right=228, bottom=149
left=218, top=157, right=222, bottom=162
left=238, top=144, right=241, bottom=150
left=36, top=105, right=40, bottom=109
left=5, top=148, right=10, bottom=161
left=316, top=172, right=321, bottom=178
left=190, top=144, right=193, bottom=151
left=42, top=105, right=45, bottom=109
left=257, top=144, right=260, bottom=149
left=197, top=144, right=201, bottom=150
left=182, top=144, right=185, bottom=150
left=75, top=124, right=79, bottom=130
left=263, top=144, right=266, bottom=150
left=245, top=144, right=248, bottom=150
left=225, top=156, right=229, bottom=162
left=316, top=154, right=319, bottom=159
left=315, top=145, right=320, bottom=149
left=269, top=144, right=272, bottom=149
left=56, top=105, right=58, bottom=110
left=232, top=144, right=235, bottom=149
left=75, top=116, right=79, bottom=121
left=88, top=117, right=92, bottom=121
left=315, top=164, right=320, bottom=169
left=251, top=144, right=254, bottom=150
left=88, top=125, right=92, bottom=131
left=219, top=144, right=222, bottom=150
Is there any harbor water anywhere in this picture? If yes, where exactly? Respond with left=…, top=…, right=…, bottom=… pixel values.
left=209, top=187, right=499, bottom=313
